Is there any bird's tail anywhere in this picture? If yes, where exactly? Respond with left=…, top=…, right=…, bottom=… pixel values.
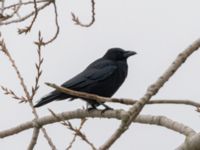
left=34, top=91, right=60, bottom=107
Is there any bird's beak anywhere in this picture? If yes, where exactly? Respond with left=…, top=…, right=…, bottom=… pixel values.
left=123, top=51, right=137, bottom=58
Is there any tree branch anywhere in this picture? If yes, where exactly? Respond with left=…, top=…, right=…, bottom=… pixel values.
left=99, top=38, right=200, bottom=150
left=71, top=0, right=95, bottom=27
left=0, top=34, right=57, bottom=149
left=0, top=109, right=195, bottom=139
left=176, top=133, right=200, bottom=150
left=27, top=127, right=40, bottom=150
left=45, top=83, right=200, bottom=109
left=41, top=0, right=60, bottom=45
left=0, top=1, right=51, bottom=26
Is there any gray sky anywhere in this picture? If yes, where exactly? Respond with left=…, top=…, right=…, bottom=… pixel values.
left=1, top=0, right=200, bottom=149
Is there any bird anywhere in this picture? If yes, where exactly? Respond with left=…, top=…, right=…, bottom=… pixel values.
left=34, top=48, right=136, bottom=109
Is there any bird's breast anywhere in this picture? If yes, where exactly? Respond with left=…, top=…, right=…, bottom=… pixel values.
left=98, top=61, right=128, bottom=97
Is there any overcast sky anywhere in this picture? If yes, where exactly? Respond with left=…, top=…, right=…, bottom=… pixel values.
left=1, top=0, right=200, bottom=149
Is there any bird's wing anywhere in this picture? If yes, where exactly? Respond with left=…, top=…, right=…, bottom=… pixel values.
left=34, top=60, right=117, bottom=106
left=61, top=60, right=117, bottom=89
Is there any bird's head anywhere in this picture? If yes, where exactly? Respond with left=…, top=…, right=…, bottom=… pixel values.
left=103, top=48, right=137, bottom=61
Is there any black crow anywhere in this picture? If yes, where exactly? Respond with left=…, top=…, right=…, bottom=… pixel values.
left=34, top=48, right=136, bottom=109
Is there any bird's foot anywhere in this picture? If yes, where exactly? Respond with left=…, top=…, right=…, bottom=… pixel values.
left=86, top=104, right=98, bottom=111
left=101, top=107, right=113, bottom=114
left=86, top=103, right=113, bottom=113
left=101, top=104, right=113, bottom=114
left=87, top=107, right=97, bottom=111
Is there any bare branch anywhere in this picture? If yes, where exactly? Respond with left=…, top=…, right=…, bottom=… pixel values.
left=176, top=133, right=200, bottom=150
left=49, top=109, right=96, bottom=150
left=45, top=83, right=200, bottom=109
left=0, top=0, right=5, bottom=14
left=66, top=118, right=88, bottom=150
left=0, top=109, right=196, bottom=139
left=42, top=0, right=60, bottom=45
left=30, top=32, right=57, bottom=150
left=27, top=127, right=40, bottom=150
left=0, top=1, right=51, bottom=26
left=0, top=0, right=22, bottom=22
left=41, top=127, right=57, bottom=150
left=0, top=86, right=26, bottom=102
left=71, top=0, right=95, bottom=27
left=0, top=34, right=56, bottom=149
left=1, top=0, right=48, bottom=11
left=30, top=31, right=44, bottom=100
left=0, top=38, right=30, bottom=100
left=18, top=0, right=38, bottom=34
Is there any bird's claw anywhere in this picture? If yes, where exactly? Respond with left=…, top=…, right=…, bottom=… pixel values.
left=101, top=106, right=113, bottom=114
left=86, top=106, right=98, bottom=111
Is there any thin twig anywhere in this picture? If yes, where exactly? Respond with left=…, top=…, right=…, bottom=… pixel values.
left=1, top=0, right=48, bottom=11
left=49, top=109, right=96, bottom=150
left=0, top=38, right=30, bottom=100
left=71, top=0, right=95, bottom=27
left=18, top=0, right=38, bottom=34
left=0, top=86, right=26, bottom=102
left=30, top=31, right=44, bottom=100
left=0, top=1, right=51, bottom=26
left=66, top=119, right=96, bottom=150
left=1, top=0, right=22, bottom=22
left=65, top=119, right=86, bottom=150
left=0, top=0, right=4, bottom=14
left=30, top=32, right=57, bottom=150
left=0, top=34, right=57, bottom=150
left=42, top=0, right=59, bottom=45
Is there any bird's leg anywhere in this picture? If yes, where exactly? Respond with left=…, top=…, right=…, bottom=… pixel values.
left=86, top=102, right=113, bottom=113
left=101, top=103, right=113, bottom=110
left=101, top=103, right=113, bottom=114
left=86, top=103, right=98, bottom=111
